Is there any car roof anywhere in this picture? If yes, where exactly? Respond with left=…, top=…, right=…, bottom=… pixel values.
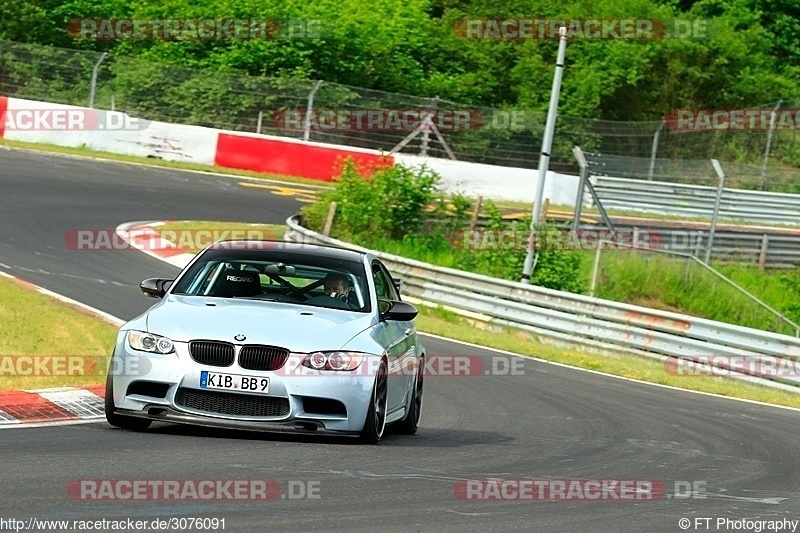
left=198, top=240, right=370, bottom=263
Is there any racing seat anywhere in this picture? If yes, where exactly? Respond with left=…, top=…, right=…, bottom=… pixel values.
left=208, top=268, right=262, bottom=298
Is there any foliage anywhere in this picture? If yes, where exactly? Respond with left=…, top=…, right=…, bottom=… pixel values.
left=457, top=201, right=585, bottom=292
left=302, top=160, right=440, bottom=242
left=4, top=0, right=799, bottom=120
left=3, top=0, right=800, bottom=170
left=584, top=251, right=800, bottom=335
left=303, top=163, right=585, bottom=292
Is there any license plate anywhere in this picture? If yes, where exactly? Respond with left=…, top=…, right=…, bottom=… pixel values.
left=200, top=371, right=269, bottom=394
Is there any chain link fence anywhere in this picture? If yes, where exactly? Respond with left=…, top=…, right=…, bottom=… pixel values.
left=1, top=39, right=798, bottom=187
left=584, top=153, right=800, bottom=192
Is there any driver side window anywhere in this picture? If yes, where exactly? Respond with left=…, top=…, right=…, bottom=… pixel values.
left=372, top=262, right=398, bottom=301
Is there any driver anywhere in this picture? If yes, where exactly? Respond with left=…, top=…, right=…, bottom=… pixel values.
left=323, top=273, right=350, bottom=299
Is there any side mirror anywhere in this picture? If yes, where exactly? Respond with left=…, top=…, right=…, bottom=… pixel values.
left=379, top=299, right=418, bottom=321
left=140, top=278, right=173, bottom=298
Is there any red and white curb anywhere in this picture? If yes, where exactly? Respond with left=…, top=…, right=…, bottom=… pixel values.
left=0, top=386, right=105, bottom=428
left=116, top=221, right=195, bottom=269
left=0, top=272, right=122, bottom=427
left=0, top=223, right=191, bottom=427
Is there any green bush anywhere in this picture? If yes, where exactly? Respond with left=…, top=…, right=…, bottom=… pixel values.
left=456, top=201, right=585, bottom=293
left=302, top=159, right=440, bottom=243
left=302, top=167, right=585, bottom=293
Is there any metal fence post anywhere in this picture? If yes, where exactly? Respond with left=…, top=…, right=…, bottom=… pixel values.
left=589, top=239, right=604, bottom=298
left=706, top=159, right=726, bottom=264
left=420, top=96, right=440, bottom=157
left=522, top=26, right=569, bottom=283
left=303, top=80, right=324, bottom=142
left=759, top=100, right=782, bottom=190
left=88, top=52, right=107, bottom=109
left=647, top=121, right=663, bottom=181
left=572, top=146, right=589, bottom=232
left=759, top=234, right=769, bottom=269
left=694, top=231, right=703, bottom=258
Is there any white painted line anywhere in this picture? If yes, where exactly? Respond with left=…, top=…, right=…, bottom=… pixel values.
left=0, top=418, right=102, bottom=430
left=418, top=331, right=800, bottom=413
left=0, top=270, right=123, bottom=327
left=120, top=224, right=800, bottom=414
left=0, top=409, right=21, bottom=424
left=32, top=285, right=123, bottom=327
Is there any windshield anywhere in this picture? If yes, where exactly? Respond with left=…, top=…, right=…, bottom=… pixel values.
left=170, top=251, right=370, bottom=313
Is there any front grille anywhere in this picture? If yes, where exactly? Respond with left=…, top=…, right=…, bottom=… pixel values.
left=176, top=388, right=290, bottom=417
left=189, top=341, right=234, bottom=367
left=239, top=345, right=289, bottom=371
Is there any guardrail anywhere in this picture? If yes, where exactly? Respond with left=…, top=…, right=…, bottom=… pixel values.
left=285, top=215, right=800, bottom=393
left=592, top=176, right=800, bottom=226
left=575, top=223, right=800, bottom=268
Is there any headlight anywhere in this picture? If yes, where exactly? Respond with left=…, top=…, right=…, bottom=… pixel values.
left=128, top=330, right=175, bottom=354
left=301, top=351, right=363, bottom=371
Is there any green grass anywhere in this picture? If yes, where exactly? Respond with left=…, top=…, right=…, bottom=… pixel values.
left=4, top=140, right=800, bottom=403
left=351, top=230, right=800, bottom=336
left=365, top=235, right=464, bottom=268
left=414, top=304, right=800, bottom=408
left=3, top=249, right=797, bottom=407
left=162, top=220, right=800, bottom=407
left=0, top=277, right=118, bottom=391
left=7, top=136, right=794, bottom=231
left=584, top=250, right=800, bottom=335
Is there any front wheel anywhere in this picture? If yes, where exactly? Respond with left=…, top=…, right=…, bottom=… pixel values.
left=395, top=356, right=424, bottom=435
left=359, top=359, right=388, bottom=444
left=104, top=370, right=151, bottom=432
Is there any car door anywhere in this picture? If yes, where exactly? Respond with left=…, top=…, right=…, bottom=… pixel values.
left=371, top=261, right=416, bottom=412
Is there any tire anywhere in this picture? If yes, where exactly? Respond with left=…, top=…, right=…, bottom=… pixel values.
left=359, top=359, right=388, bottom=444
left=395, top=356, right=424, bottom=435
left=104, top=370, right=151, bottom=432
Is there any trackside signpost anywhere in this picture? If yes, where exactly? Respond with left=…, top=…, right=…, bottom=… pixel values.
left=522, top=26, right=569, bottom=283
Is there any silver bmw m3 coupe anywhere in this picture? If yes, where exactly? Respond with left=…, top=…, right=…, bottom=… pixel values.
left=105, top=241, right=424, bottom=443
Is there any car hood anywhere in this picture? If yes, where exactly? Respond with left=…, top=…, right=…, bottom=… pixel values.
left=144, top=295, right=376, bottom=352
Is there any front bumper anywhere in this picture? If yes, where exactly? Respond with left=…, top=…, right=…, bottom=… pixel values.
left=108, top=336, right=379, bottom=434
